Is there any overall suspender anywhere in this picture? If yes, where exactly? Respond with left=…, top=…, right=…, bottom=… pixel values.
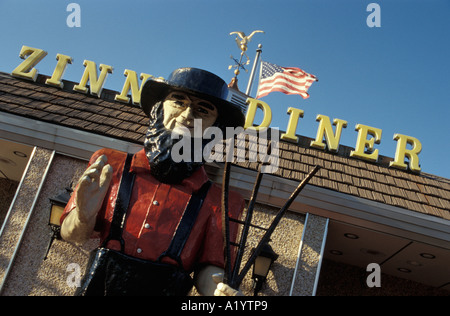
left=102, top=152, right=212, bottom=270
left=102, top=153, right=136, bottom=251
left=157, top=180, right=212, bottom=268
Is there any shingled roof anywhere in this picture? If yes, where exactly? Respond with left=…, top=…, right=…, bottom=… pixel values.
left=0, top=71, right=449, bottom=220
left=0, top=72, right=148, bottom=144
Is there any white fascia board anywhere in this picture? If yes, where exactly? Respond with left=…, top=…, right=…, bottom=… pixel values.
left=217, top=164, right=450, bottom=246
left=299, top=184, right=450, bottom=243
left=0, top=112, right=142, bottom=159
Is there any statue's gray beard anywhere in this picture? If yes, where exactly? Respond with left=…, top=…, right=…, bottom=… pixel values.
left=143, top=101, right=203, bottom=184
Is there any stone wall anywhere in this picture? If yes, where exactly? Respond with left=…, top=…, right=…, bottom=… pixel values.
left=0, top=151, right=91, bottom=295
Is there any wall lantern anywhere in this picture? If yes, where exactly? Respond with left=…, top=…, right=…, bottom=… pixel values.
left=252, top=243, right=278, bottom=296
left=44, top=187, right=72, bottom=260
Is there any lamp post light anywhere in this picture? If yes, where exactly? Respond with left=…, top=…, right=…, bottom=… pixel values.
left=251, top=243, right=278, bottom=296
left=44, top=187, right=72, bottom=260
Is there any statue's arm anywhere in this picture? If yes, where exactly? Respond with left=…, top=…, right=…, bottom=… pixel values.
left=61, top=155, right=113, bottom=245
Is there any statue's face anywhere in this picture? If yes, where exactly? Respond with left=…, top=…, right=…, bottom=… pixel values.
left=162, top=91, right=218, bottom=136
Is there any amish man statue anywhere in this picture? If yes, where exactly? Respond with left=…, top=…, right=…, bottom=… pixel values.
left=60, top=68, right=245, bottom=296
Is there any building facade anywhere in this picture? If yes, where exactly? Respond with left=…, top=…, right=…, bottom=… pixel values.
left=0, top=68, right=449, bottom=296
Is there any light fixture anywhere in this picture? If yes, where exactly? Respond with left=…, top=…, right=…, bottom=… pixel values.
left=13, top=151, right=27, bottom=158
left=44, top=187, right=72, bottom=260
left=344, top=233, right=359, bottom=239
left=252, top=243, right=278, bottom=296
left=397, top=267, right=412, bottom=273
left=420, top=253, right=436, bottom=259
left=330, top=250, right=343, bottom=256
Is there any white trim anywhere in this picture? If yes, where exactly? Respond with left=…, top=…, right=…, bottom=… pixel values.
left=0, top=112, right=142, bottom=159
left=298, top=184, right=450, bottom=245
left=289, top=213, right=309, bottom=296
left=208, top=164, right=450, bottom=248
left=312, top=218, right=329, bottom=296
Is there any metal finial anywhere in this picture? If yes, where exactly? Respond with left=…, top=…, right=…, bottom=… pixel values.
left=228, top=30, right=264, bottom=79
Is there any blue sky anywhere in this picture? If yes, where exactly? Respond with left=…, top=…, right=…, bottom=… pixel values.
left=0, top=0, right=449, bottom=178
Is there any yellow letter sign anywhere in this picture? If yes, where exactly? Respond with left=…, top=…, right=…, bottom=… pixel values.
left=74, top=60, right=113, bottom=97
left=281, top=107, right=304, bottom=142
left=310, top=114, right=347, bottom=152
left=115, top=70, right=153, bottom=105
left=350, top=124, right=382, bottom=162
left=11, top=46, right=48, bottom=81
left=389, top=134, right=422, bottom=172
left=244, top=98, right=272, bottom=130
left=45, top=54, right=73, bottom=88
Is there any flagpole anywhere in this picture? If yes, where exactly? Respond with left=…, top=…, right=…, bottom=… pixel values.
left=245, top=44, right=262, bottom=96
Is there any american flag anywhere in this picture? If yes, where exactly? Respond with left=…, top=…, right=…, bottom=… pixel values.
left=256, top=61, right=318, bottom=99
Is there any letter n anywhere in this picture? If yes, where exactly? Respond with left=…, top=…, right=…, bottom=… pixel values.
left=73, top=60, right=113, bottom=97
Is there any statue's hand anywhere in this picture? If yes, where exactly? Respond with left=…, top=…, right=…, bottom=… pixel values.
left=212, top=273, right=244, bottom=296
left=75, top=155, right=113, bottom=223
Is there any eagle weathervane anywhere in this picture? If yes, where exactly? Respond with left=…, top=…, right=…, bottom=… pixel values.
left=228, top=30, right=264, bottom=79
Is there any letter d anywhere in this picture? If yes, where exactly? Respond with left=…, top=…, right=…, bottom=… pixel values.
left=244, top=98, right=272, bottom=130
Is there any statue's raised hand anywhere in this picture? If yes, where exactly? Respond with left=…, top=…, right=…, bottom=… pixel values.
left=75, top=155, right=113, bottom=223
left=61, top=155, right=113, bottom=244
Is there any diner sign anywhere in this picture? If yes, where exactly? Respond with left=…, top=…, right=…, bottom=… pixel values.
left=10, top=45, right=422, bottom=173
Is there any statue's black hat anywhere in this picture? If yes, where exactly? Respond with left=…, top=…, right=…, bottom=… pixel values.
left=140, top=68, right=245, bottom=128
